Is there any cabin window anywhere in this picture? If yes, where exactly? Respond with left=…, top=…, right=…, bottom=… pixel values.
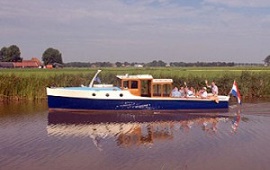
left=117, top=79, right=121, bottom=87
left=106, top=93, right=109, bottom=97
left=123, top=81, right=129, bottom=88
left=163, top=84, right=172, bottom=97
left=119, top=93, right=123, bottom=97
left=92, top=93, right=96, bottom=96
left=153, top=84, right=162, bottom=97
left=141, top=80, right=151, bottom=97
left=131, top=81, right=138, bottom=89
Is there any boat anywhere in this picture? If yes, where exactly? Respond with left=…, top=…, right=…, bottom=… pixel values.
left=46, top=70, right=230, bottom=111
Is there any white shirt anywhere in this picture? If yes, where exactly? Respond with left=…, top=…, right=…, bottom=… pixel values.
left=201, top=91, right=208, bottom=98
left=212, top=85, right=218, bottom=95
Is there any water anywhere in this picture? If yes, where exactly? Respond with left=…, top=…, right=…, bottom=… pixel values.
left=1, top=101, right=270, bottom=170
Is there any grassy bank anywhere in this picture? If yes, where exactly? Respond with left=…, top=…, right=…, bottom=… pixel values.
left=0, top=67, right=270, bottom=101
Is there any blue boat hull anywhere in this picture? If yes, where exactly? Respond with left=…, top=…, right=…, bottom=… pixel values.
left=47, top=96, right=229, bottom=111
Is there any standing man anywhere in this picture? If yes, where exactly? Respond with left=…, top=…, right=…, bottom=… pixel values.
left=205, top=80, right=218, bottom=96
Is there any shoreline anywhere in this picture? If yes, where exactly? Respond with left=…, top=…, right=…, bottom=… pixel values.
left=1, top=68, right=270, bottom=101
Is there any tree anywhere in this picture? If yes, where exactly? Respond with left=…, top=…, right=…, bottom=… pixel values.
left=8, top=45, right=22, bottom=62
left=146, top=60, right=167, bottom=67
left=0, top=47, right=8, bottom=61
left=115, top=62, right=122, bottom=67
left=42, top=48, right=63, bottom=65
left=0, top=45, right=22, bottom=62
left=264, top=55, right=270, bottom=66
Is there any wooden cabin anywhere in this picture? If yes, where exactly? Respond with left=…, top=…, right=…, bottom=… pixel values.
left=116, top=74, right=173, bottom=97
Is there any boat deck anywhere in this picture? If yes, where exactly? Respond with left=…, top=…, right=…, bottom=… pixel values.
left=62, top=87, right=122, bottom=91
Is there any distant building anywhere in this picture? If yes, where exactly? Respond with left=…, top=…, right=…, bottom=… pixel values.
left=0, top=62, right=14, bottom=68
left=0, top=58, right=42, bottom=68
left=134, top=64, right=143, bottom=68
left=45, top=64, right=53, bottom=69
left=14, top=57, right=43, bottom=68
left=52, top=63, right=63, bottom=68
left=45, top=63, right=63, bottom=69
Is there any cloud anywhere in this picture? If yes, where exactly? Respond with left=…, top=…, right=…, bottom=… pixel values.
left=203, top=0, right=270, bottom=7
left=0, top=0, right=269, bottom=63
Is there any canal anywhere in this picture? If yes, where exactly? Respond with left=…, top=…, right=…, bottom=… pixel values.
left=1, top=100, right=270, bottom=170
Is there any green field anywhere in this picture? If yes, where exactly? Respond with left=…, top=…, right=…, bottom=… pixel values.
left=0, top=67, right=270, bottom=101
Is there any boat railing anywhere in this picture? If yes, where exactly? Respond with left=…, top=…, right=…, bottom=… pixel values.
left=89, top=70, right=102, bottom=87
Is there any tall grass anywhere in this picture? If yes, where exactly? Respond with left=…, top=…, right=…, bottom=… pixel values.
left=0, top=67, right=270, bottom=101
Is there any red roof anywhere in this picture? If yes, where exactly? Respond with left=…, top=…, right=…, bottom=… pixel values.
left=14, top=61, right=38, bottom=67
left=13, top=58, right=42, bottom=68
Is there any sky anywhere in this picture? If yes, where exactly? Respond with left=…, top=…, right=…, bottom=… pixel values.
left=1, top=0, right=270, bottom=63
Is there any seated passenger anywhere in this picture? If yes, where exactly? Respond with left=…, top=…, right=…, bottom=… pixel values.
left=186, top=87, right=195, bottom=97
left=205, top=80, right=219, bottom=96
left=174, top=90, right=181, bottom=97
left=198, top=87, right=208, bottom=99
left=179, top=86, right=186, bottom=97
left=190, top=87, right=196, bottom=95
left=171, top=87, right=179, bottom=97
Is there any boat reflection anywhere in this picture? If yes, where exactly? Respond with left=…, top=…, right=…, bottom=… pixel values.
left=47, top=110, right=241, bottom=149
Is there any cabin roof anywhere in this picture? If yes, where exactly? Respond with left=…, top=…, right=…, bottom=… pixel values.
left=152, top=79, right=173, bottom=83
left=116, top=74, right=153, bottom=80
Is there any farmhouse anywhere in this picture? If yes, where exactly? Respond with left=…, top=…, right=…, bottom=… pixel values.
left=0, top=62, right=14, bottom=68
left=0, top=58, right=42, bottom=68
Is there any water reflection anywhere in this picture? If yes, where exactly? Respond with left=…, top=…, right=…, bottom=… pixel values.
left=47, top=110, right=241, bottom=149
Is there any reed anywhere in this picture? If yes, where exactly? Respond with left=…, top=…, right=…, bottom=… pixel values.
left=0, top=67, right=269, bottom=101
